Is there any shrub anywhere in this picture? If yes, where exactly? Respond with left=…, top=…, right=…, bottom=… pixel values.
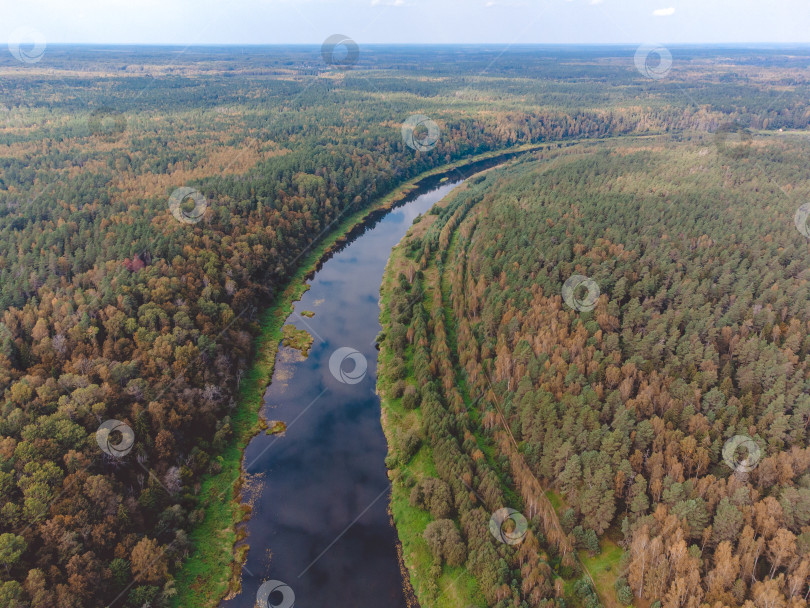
left=401, top=384, right=420, bottom=410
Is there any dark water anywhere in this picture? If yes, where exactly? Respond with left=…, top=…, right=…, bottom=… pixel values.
left=223, top=155, right=524, bottom=608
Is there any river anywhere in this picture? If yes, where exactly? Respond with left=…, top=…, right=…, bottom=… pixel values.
left=222, top=154, right=524, bottom=608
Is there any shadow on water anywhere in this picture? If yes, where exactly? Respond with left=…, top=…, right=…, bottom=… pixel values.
left=222, top=147, right=535, bottom=608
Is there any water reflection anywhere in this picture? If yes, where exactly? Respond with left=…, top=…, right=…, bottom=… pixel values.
left=224, top=152, right=526, bottom=608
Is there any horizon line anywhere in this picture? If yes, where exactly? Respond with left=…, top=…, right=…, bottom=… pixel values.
left=27, top=41, right=810, bottom=48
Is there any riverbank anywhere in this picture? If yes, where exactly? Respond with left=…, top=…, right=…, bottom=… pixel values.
left=376, top=144, right=622, bottom=607
left=377, top=180, right=488, bottom=607
left=171, top=143, right=544, bottom=608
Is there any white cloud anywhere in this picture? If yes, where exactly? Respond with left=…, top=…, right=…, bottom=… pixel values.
left=371, top=0, right=405, bottom=5
left=484, top=0, right=529, bottom=6
left=652, top=7, right=675, bottom=16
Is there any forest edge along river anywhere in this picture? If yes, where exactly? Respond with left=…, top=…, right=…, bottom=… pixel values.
left=220, top=148, right=536, bottom=608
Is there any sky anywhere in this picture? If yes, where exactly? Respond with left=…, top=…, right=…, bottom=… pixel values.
left=1, top=0, right=810, bottom=46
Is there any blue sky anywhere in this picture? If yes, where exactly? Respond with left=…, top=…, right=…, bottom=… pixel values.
left=2, top=0, right=810, bottom=45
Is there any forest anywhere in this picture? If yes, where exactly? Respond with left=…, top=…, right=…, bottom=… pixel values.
left=378, top=134, right=810, bottom=607
left=2, top=44, right=810, bottom=607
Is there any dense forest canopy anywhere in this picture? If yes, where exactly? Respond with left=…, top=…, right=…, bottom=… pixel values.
left=2, top=45, right=810, bottom=607
left=379, top=135, right=810, bottom=607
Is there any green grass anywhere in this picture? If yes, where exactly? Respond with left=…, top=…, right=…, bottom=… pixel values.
left=579, top=538, right=625, bottom=608
left=172, top=144, right=542, bottom=608
left=546, top=491, right=626, bottom=607
left=280, top=323, right=313, bottom=357
left=390, top=469, right=485, bottom=608
left=581, top=539, right=623, bottom=574
left=545, top=490, right=564, bottom=511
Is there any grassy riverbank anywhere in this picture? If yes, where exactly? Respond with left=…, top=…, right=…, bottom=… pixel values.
left=171, top=144, right=542, bottom=608
left=378, top=183, right=488, bottom=607
left=376, top=145, right=628, bottom=607
left=378, top=165, right=534, bottom=607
